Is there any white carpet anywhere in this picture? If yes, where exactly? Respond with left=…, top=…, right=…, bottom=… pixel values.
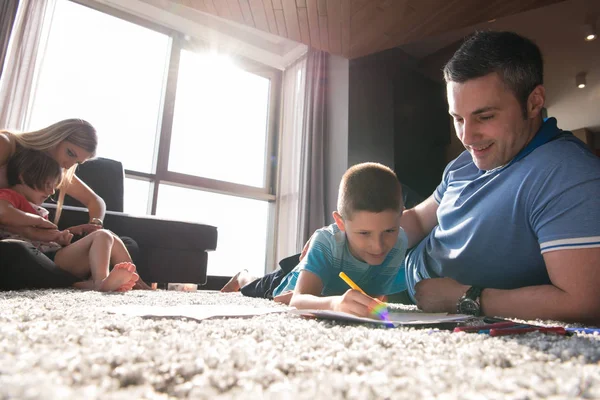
left=1, top=289, right=599, bottom=399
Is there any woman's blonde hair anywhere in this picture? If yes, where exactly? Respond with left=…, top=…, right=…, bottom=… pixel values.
left=3, top=119, right=97, bottom=223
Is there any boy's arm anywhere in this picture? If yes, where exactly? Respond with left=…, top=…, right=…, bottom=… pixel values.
left=0, top=200, right=57, bottom=229
left=288, top=270, right=382, bottom=317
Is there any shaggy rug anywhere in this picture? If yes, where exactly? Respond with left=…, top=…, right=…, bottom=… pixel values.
left=0, top=289, right=599, bottom=399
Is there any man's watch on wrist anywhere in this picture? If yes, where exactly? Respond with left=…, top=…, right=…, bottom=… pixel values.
left=89, top=218, right=103, bottom=227
left=457, top=286, right=483, bottom=316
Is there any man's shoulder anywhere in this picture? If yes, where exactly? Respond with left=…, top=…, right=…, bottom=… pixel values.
left=532, top=134, right=600, bottom=173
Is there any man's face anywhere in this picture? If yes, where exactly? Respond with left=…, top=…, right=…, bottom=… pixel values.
left=335, top=209, right=402, bottom=266
left=447, top=73, right=539, bottom=171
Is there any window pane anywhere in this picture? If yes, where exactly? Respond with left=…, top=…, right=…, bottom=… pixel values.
left=124, top=178, right=151, bottom=216
left=169, top=50, right=270, bottom=187
left=28, top=0, right=169, bottom=173
left=156, top=184, right=268, bottom=277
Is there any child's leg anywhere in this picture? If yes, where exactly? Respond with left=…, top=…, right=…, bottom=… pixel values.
left=240, top=268, right=288, bottom=299
left=54, top=230, right=137, bottom=292
left=106, top=232, right=149, bottom=290
left=221, top=269, right=258, bottom=292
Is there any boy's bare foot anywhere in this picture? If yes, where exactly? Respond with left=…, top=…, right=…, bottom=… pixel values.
left=97, top=262, right=138, bottom=292
left=221, top=269, right=256, bottom=292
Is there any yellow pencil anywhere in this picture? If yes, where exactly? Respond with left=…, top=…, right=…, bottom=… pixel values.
left=338, top=272, right=391, bottom=323
left=339, top=272, right=367, bottom=295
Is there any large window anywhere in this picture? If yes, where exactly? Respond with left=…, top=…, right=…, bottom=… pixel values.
left=27, top=0, right=281, bottom=277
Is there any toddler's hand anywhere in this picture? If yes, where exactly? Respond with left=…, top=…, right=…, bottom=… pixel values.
left=55, top=230, right=74, bottom=246
left=67, top=223, right=102, bottom=236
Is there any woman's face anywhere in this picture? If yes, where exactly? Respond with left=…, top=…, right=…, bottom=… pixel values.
left=48, top=141, right=93, bottom=169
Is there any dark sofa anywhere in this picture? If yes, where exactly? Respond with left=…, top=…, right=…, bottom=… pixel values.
left=0, top=157, right=218, bottom=290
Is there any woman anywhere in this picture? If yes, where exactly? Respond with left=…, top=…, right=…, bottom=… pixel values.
left=0, top=119, right=150, bottom=289
left=0, top=119, right=102, bottom=224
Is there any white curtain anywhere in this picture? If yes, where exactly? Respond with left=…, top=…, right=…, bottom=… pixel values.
left=274, top=54, right=307, bottom=267
left=0, top=0, right=56, bottom=130
left=274, top=49, right=328, bottom=268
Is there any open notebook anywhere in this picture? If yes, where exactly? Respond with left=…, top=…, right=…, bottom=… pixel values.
left=290, top=309, right=471, bottom=326
left=106, top=304, right=470, bottom=326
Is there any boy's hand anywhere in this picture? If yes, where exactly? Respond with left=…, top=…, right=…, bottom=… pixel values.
left=332, top=289, right=383, bottom=318
left=67, top=223, right=102, bottom=236
left=273, top=291, right=294, bottom=305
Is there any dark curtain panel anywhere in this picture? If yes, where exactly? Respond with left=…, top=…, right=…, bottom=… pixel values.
left=0, top=0, right=19, bottom=80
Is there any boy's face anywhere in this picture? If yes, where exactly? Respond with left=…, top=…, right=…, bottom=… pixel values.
left=18, top=179, right=57, bottom=205
left=334, top=209, right=402, bottom=266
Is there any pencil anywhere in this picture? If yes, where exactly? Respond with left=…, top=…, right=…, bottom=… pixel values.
left=338, top=272, right=392, bottom=324
left=339, top=272, right=367, bottom=295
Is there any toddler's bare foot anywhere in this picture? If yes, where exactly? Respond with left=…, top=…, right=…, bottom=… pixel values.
left=96, top=262, right=137, bottom=292
left=221, top=269, right=256, bottom=292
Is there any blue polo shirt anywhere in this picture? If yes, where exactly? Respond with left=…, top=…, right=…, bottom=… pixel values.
left=406, top=118, right=600, bottom=300
left=274, top=223, right=408, bottom=297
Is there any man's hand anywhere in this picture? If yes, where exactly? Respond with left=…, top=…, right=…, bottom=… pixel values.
left=414, top=277, right=469, bottom=314
left=330, top=289, right=383, bottom=318
left=66, top=223, right=102, bottom=236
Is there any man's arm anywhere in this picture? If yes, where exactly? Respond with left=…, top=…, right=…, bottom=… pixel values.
left=481, top=247, right=600, bottom=324
left=400, top=194, right=439, bottom=248
left=415, top=247, right=600, bottom=324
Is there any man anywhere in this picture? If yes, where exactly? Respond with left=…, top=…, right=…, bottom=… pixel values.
left=401, top=31, right=600, bottom=324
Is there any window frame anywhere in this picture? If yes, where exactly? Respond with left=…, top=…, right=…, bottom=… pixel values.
left=63, top=0, right=282, bottom=274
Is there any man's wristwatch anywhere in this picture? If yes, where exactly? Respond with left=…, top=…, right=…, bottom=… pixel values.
left=89, top=218, right=103, bottom=227
left=457, top=286, right=483, bottom=316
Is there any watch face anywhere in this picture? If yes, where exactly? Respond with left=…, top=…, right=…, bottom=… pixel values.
left=459, top=299, right=480, bottom=315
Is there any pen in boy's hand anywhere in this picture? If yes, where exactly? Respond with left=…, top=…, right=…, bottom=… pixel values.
left=338, top=272, right=391, bottom=323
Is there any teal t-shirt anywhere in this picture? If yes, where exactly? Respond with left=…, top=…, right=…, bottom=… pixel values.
left=273, top=223, right=408, bottom=297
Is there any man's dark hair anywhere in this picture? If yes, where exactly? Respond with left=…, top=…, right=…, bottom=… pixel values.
left=337, top=162, right=403, bottom=220
left=7, top=147, right=63, bottom=190
left=443, top=31, right=544, bottom=117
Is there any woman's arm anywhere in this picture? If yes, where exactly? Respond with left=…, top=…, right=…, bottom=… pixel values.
left=64, top=174, right=106, bottom=221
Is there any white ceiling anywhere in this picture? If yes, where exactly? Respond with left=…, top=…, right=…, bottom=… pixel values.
left=400, top=0, right=600, bottom=133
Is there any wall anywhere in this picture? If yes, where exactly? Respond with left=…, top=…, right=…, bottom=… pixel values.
left=324, top=54, right=349, bottom=223
left=348, top=48, right=450, bottom=198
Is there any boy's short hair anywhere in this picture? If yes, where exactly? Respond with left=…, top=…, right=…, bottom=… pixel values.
left=337, top=162, right=403, bottom=220
left=7, top=148, right=63, bottom=190
left=443, top=31, right=543, bottom=118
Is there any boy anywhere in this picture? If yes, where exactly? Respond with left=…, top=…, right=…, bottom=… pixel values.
left=0, top=149, right=139, bottom=292
left=222, top=162, right=407, bottom=318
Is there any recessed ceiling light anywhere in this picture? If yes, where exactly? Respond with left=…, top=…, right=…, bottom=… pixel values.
left=576, top=72, right=587, bottom=89
left=584, top=23, right=597, bottom=41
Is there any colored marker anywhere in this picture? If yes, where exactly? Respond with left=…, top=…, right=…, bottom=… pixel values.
left=338, top=272, right=392, bottom=324
left=565, top=328, right=600, bottom=335
left=453, top=321, right=518, bottom=333
left=489, top=326, right=566, bottom=337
